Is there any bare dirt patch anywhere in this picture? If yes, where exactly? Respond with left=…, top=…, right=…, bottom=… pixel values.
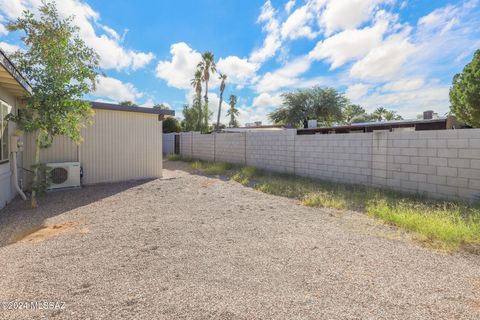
left=18, top=222, right=77, bottom=243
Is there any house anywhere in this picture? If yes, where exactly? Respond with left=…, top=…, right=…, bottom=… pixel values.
left=297, top=113, right=464, bottom=135
left=0, top=49, right=174, bottom=209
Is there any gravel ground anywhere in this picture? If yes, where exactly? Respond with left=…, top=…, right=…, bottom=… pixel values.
left=0, top=161, right=479, bottom=319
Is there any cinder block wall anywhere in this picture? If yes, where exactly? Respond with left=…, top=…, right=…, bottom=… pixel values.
left=215, top=133, right=246, bottom=164
left=192, top=133, right=215, bottom=161
left=178, top=129, right=480, bottom=201
left=246, top=130, right=296, bottom=173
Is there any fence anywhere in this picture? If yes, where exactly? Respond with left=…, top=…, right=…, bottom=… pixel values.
left=178, top=129, right=480, bottom=201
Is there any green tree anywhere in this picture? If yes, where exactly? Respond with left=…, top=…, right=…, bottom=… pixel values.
left=226, top=95, right=239, bottom=128
left=450, top=49, right=480, bottom=127
left=163, top=117, right=181, bottom=133
left=181, top=104, right=199, bottom=132
left=190, top=69, right=203, bottom=131
left=372, top=107, right=388, bottom=121
left=343, top=104, right=366, bottom=124
left=351, top=113, right=377, bottom=123
left=6, top=2, right=99, bottom=207
left=119, top=101, right=138, bottom=107
left=216, top=73, right=227, bottom=130
left=269, top=87, right=346, bottom=128
left=384, top=110, right=403, bottom=121
left=197, top=52, right=216, bottom=131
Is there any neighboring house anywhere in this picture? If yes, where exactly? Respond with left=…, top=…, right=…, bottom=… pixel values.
left=0, top=49, right=174, bottom=209
left=297, top=113, right=464, bottom=135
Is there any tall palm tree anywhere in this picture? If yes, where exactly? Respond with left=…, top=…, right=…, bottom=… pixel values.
left=216, top=73, right=227, bottom=130
left=226, top=95, right=239, bottom=128
left=197, top=52, right=216, bottom=129
left=190, top=69, right=203, bottom=131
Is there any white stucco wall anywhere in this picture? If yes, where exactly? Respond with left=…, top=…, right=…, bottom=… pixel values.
left=0, top=86, right=21, bottom=209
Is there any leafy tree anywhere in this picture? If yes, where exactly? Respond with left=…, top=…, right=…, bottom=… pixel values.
left=215, top=73, right=227, bottom=130
left=181, top=104, right=199, bottom=132
left=343, top=104, right=365, bottom=124
left=227, top=95, right=239, bottom=128
left=197, top=52, right=216, bottom=131
left=351, top=113, right=377, bottom=123
left=269, top=87, right=347, bottom=128
left=450, top=49, right=480, bottom=127
left=163, top=117, right=181, bottom=133
left=6, top=2, right=99, bottom=207
left=119, top=101, right=138, bottom=107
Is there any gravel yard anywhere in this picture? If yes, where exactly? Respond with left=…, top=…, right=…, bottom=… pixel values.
left=0, top=161, right=479, bottom=319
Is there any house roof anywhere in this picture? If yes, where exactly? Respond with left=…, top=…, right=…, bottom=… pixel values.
left=0, top=48, right=33, bottom=97
left=297, top=117, right=450, bottom=135
left=90, top=101, right=175, bottom=116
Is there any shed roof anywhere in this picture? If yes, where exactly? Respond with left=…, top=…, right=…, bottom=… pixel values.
left=90, top=101, right=175, bottom=116
left=0, top=48, right=33, bottom=97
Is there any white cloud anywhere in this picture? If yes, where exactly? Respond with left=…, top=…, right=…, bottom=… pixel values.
left=345, top=83, right=371, bottom=100
left=252, top=92, right=283, bottom=108
left=250, top=1, right=281, bottom=63
left=0, top=0, right=154, bottom=71
left=255, top=55, right=311, bottom=92
left=281, top=5, right=317, bottom=40
left=319, top=0, right=388, bottom=35
left=309, top=18, right=388, bottom=69
left=155, top=42, right=203, bottom=89
left=217, top=56, right=259, bottom=88
left=0, top=41, right=20, bottom=54
left=285, top=0, right=296, bottom=13
left=94, top=75, right=143, bottom=102
left=382, top=77, right=424, bottom=92
left=349, top=30, right=416, bottom=80
left=354, top=84, right=450, bottom=118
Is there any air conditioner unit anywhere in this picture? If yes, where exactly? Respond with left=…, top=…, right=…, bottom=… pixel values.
left=46, top=162, right=81, bottom=190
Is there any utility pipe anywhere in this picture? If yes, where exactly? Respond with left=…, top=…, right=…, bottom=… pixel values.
left=12, top=151, right=26, bottom=201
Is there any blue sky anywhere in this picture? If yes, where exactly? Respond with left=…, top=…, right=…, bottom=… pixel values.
left=1, top=0, right=479, bottom=125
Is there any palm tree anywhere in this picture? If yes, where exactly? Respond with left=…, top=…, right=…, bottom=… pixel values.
left=197, top=52, right=216, bottom=129
left=384, top=110, right=403, bottom=121
left=372, top=107, right=388, bottom=121
left=216, top=73, right=227, bottom=130
left=190, top=69, right=203, bottom=131
left=226, top=95, right=239, bottom=128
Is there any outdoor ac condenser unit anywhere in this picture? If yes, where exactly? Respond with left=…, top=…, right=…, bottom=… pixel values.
left=46, top=162, right=81, bottom=190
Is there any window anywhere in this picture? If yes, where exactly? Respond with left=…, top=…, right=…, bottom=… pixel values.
left=0, top=100, right=10, bottom=164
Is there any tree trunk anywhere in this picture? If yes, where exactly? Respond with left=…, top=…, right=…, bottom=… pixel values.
left=216, top=89, right=224, bottom=130
left=203, top=80, right=209, bottom=132
left=31, top=130, right=42, bottom=208
left=196, top=96, right=202, bottom=132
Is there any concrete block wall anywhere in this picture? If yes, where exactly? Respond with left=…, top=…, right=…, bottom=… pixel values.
left=178, top=129, right=480, bottom=201
left=179, top=132, right=194, bottom=158
left=380, top=129, right=480, bottom=200
left=246, top=130, right=296, bottom=174
left=295, top=133, right=373, bottom=185
left=215, top=133, right=246, bottom=164
left=192, top=133, right=215, bottom=161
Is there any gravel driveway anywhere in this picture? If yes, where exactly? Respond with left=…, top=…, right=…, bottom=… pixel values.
left=0, top=161, right=479, bottom=319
